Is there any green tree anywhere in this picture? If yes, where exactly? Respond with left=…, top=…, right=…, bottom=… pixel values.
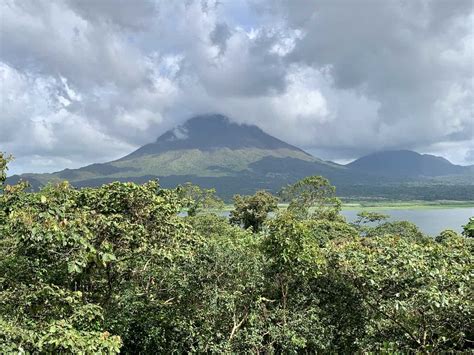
left=0, top=152, right=12, bottom=189
left=230, top=190, right=278, bottom=232
left=0, top=179, right=196, bottom=353
left=462, top=217, right=474, bottom=238
left=353, top=211, right=389, bottom=225
left=280, top=176, right=342, bottom=220
left=177, top=182, right=224, bottom=216
left=1, top=165, right=472, bottom=353
left=435, top=229, right=460, bottom=243
left=352, top=211, right=390, bottom=236
left=177, top=214, right=267, bottom=352
left=260, top=212, right=330, bottom=351
left=0, top=180, right=123, bottom=352
left=328, top=234, right=473, bottom=352
left=365, top=220, right=427, bottom=241
left=259, top=211, right=365, bottom=352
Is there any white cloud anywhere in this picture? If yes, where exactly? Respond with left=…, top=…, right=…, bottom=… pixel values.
left=0, top=0, right=472, bottom=175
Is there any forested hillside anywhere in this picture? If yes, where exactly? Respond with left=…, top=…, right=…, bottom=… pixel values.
left=1, top=153, right=473, bottom=353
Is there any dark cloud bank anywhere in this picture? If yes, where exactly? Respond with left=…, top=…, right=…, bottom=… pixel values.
left=0, top=0, right=472, bottom=174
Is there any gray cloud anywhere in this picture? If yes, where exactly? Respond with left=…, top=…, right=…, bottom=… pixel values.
left=65, top=0, right=157, bottom=30
left=0, top=0, right=472, bottom=175
left=210, top=22, right=232, bottom=55
left=263, top=0, right=473, bottom=156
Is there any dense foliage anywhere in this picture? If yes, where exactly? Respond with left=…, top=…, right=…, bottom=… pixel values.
left=1, top=154, right=472, bottom=353
left=177, top=182, right=224, bottom=216
left=463, top=217, right=474, bottom=238
left=229, top=190, right=278, bottom=232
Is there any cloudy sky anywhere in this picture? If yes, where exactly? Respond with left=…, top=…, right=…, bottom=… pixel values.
left=1, top=0, right=473, bottom=174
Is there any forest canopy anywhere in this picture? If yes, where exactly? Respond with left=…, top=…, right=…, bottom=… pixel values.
left=0, top=153, right=472, bottom=353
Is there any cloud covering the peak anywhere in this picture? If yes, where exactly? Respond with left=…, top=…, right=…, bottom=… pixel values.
left=0, top=0, right=472, bottom=174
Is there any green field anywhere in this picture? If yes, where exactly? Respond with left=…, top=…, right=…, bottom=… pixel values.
left=340, top=200, right=474, bottom=210
left=211, top=200, right=474, bottom=213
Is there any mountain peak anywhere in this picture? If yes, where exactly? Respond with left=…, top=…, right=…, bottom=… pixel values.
left=123, top=113, right=310, bottom=159
left=161, top=114, right=233, bottom=142
left=347, top=149, right=465, bottom=177
left=182, top=113, right=232, bottom=128
left=158, top=114, right=259, bottom=143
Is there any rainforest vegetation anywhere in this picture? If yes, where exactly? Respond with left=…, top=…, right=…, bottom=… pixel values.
left=0, top=153, right=472, bottom=353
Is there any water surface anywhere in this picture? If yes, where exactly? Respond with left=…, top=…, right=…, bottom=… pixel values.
left=341, top=207, right=473, bottom=236
left=187, top=207, right=473, bottom=236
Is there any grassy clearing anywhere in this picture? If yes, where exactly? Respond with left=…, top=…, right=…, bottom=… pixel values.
left=340, top=200, right=474, bottom=210
left=211, top=200, right=474, bottom=213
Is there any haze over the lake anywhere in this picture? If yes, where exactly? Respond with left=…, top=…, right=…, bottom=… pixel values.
left=1, top=0, right=473, bottom=174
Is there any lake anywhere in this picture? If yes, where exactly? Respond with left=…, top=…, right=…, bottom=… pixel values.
left=341, top=207, right=474, bottom=236
left=188, top=206, right=473, bottom=236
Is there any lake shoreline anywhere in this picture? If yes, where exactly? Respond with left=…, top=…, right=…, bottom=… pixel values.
left=340, top=201, right=474, bottom=210
left=209, top=200, right=474, bottom=212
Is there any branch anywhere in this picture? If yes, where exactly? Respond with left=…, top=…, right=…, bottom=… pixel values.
left=229, top=311, right=248, bottom=340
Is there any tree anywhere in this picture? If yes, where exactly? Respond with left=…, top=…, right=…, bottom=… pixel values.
left=328, top=234, right=473, bottom=352
left=1, top=168, right=472, bottom=353
left=352, top=211, right=390, bottom=236
left=435, top=229, right=460, bottom=243
left=280, top=176, right=342, bottom=220
left=229, top=190, right=278, bottom=232
left=260, top=212, right=331, bottom=352
left=1, top=181, right=124, bottom=352
left=0, top=179, right=196, bottom=353
left=353, top=211, right=389, bottom=225
left=177, top=182, right=224, bottom=216
left=0, top=153, right=14, bottom=231
left=365, top=220, right=427, bottom=241
left=462, top=217, right=474, bottom=238
left=259, top=212, right=364, bottom=352
left=181, top=214, right=267, bottom=353
left=0, top=152, right=12, bottom=189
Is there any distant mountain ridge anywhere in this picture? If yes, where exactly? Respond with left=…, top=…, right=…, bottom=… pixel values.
left=6, top=114, right=473, bottom=200
left=347, top=150, right=472, bottom=178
